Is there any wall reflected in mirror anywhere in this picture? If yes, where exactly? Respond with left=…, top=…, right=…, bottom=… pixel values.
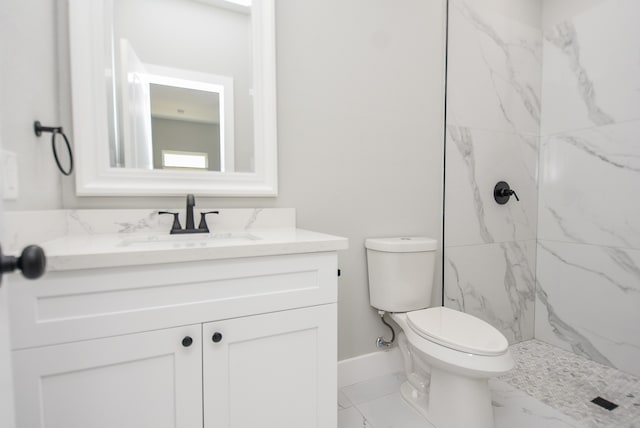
left=151, top=84, right=221, bottom=171
left=106, top=0, right=254, bottom=173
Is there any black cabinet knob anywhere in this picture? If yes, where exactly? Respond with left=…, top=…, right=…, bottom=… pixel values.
left=212, top=332, right=223, bottom=343
left=0, top=245, right=46, bottom=284
left=182, top=336, right=193, bottom=347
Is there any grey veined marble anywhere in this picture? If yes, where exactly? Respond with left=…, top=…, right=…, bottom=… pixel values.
left=544, top=22, right=614, bottom=129
left=538, top=121, right=640, bottom=250
left=535, top=240, right=640, bottom=378
left=446, top=125, right=538, bottom=247
left=446, top=0, right=542, bottom=135
left=444, top=240, right=536, bottom=343
left=2, top=208, right=296, bottom=250
left=541, top=0, right=640, bottom=135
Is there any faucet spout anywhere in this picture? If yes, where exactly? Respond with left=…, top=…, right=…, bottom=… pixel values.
left=160, top=194, right=210, bottom=234
left=185, top=194, right=196, bottom=230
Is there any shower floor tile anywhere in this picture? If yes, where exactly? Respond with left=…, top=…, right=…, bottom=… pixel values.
left=501, top=340, right=640, bottom=428
left=338, top=340, right=640, bottom=428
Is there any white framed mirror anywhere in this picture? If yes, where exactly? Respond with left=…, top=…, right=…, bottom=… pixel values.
left=67, top=0, right=277, bottom=196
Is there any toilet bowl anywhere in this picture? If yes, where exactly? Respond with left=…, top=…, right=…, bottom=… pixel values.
left=391, top=308, right=513, bottom=428
left=364, top=237, right=514, bottom=428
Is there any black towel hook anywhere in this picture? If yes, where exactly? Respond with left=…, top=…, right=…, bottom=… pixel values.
left=34, top=121, right=74, bottom=176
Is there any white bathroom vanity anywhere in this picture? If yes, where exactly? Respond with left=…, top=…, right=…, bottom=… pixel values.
left=4, top=208, right=347, bottom=428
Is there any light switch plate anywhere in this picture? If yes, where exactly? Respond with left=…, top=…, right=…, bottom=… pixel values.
left=2, top=150, right=18, bottom=200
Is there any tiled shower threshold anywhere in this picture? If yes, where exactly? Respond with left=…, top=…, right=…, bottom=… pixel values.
left=338, top=340, right=640, bottom=428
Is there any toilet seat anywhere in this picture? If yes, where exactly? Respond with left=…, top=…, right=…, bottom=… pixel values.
left=407, top=307, right=508, bottom=356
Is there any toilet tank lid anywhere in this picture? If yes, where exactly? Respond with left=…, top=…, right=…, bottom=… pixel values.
left=365, top=237, right=438, bottom=252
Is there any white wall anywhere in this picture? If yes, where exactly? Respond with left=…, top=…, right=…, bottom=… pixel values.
left=151, top=118, right=221, bottom=171
left=274, top=0, right=446, bottom=359
left=1, top=0, right=446, bottom=360
left=0, top=0, right=63, bottom=210
left=0, top=22, right=17, bottom=424
left=0, top=214, right=15, bottom=428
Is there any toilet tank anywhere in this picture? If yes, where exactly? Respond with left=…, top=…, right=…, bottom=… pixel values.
left=365, top=237, right=438, bottom=312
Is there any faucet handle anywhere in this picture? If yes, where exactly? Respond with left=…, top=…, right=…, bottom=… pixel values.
left=198, top=211, right=219, bottom=232
left=158, top=211, right=182, bottom=234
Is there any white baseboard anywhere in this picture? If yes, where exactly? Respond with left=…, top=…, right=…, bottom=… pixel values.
left=338, top=347, right=403, bottom=388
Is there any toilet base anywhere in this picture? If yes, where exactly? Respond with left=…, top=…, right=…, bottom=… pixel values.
left=399, top=368, right=495, bottom=428
left=400, top=381, right=432, bottom=421
left=390, top=312, right=511, bottom=428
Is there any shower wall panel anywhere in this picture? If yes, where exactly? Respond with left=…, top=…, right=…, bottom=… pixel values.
left=443, top=0, right=542, bottom=343
left=536, top=0, right=640, bottom=377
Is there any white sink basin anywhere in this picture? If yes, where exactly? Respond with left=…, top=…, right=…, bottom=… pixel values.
left=120, top=232, right=261, bottom=248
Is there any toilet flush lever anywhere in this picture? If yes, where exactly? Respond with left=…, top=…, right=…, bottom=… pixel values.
left=494, top=181, right=519, bottom=205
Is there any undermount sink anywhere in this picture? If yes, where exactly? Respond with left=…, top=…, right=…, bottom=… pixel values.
left=120, top=232, right=262, bottom=248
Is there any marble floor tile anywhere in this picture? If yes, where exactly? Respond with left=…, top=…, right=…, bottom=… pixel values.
left=340, top=372, right=406, bottom=406
left=355, top=392, right=435, bottom=428
left=339, top=390, right=354, bottom=410
left=339, top=372, right=580, bottom=428
left=338, top=407, right=372, bottom=428
left=490, top=379, right=584, bottom=428
left=339, top=341, right=640, bottom=427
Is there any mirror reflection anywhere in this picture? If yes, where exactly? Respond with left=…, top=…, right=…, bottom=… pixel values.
left=107, top=0, right=254, bottom=173
left=150, top=84, right=221, bottom=171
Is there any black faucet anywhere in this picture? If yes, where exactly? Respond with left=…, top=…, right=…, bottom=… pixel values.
left=186, top=194, right=196, bottom=230
left=159, top=194, right=219, bottom=234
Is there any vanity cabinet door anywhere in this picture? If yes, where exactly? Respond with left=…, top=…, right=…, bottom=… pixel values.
left=13, top=324, right=203, bottom=428
left=203, top=304, right=337, bottom=428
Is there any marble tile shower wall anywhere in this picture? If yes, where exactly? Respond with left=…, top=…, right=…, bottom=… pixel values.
left=535, top=0, right=640, bottom=377
left=443, top=0, right=542, bottom=343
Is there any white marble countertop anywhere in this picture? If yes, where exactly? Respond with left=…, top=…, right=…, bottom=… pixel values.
left=4, top=208, right=348, bottom=271
left=40, top=228, right=348, bottom=271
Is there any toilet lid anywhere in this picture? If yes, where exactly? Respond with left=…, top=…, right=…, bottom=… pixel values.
left=407, top=307, right=508, bottom=356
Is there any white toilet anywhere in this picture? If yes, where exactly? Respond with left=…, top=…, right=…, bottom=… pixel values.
left=365, top=237, right=514, bottom=428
